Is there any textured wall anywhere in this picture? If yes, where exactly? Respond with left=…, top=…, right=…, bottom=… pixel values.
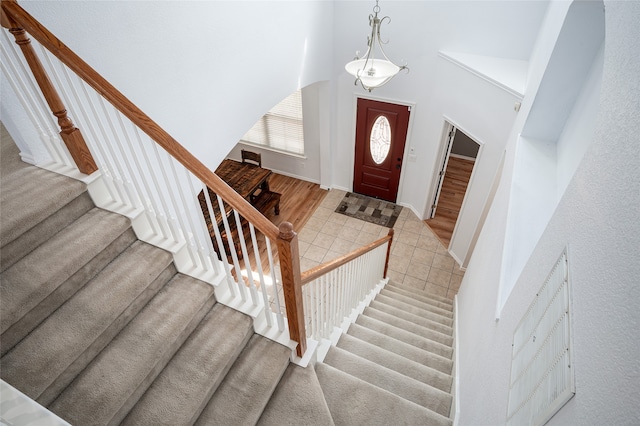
left=456, top=1, right=640, bottom=424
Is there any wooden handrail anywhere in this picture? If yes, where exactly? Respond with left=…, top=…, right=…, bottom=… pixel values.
left=0, top=0, right=279, bottom=241
left=301, top=228, right=394, bottom=285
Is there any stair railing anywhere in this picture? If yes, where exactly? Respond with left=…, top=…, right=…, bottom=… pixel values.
left=1, top=0, right=306, bottom=356
left=1, top=0, right=396, bottom=361
left=301, top=229, right=394, bottom=346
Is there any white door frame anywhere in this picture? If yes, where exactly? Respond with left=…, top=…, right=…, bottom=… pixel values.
left=429, top=122, right=456, bottom=218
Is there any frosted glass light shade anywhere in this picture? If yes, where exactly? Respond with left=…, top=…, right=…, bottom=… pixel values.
left=346, top=1, right=408, bottom=91
left=345, top=58, right=401, bottom=89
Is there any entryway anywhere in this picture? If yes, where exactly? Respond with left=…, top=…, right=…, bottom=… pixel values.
left=353, top=98, right=411, bottom=203
left=425, top=123, right=479, bottom=247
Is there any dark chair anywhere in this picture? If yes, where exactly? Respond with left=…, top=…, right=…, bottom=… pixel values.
left=241, top=149, right=262, bottom=167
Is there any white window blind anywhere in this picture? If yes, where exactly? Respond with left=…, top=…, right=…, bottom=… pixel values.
left=241, top=90, right=304, bottom=155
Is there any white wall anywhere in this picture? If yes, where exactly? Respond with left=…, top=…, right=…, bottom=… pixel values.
left=15, top=1, right=334, bottom=174
left=499, top=0, right=605, bottom=310
left=556, top=42, right=604, bottom=199
left=456, top=1, right=640, bottom=424
left=330, top=1, right=548, bottom=265
left=434, top=57, right=522, bottom=265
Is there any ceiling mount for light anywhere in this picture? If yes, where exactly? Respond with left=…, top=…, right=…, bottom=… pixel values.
left=345, top=0, right=409, bottom=92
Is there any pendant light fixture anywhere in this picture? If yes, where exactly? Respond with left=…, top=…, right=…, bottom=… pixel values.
left=345, top=0, right=409, bottom=92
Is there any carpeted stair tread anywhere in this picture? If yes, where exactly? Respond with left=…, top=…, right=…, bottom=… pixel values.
left=257, top=363, right=335, bottom=426
left=49, top=274, right=215, bottom=426
left=369, top=299, right=453, bottom=335
left=195, top=334, right=291, bottom=426
left=384, top=284, right=454, bottom=310
left=121, top=304, right=253, bottom=425
left=363, top=306, right=454, bottom=346
left=355, top=315, right=453, bottom=360
left=0, top=208, right=133, bottom=339
left=385, top=284, right=453, bottom=309
left=323, top=346, right=452, bottom=416
left=336, top=333, right=452, bottom=392
left=378, top=289, right=454, bottom=319
left=1, top=241, right=175, bottom=405
left=1, top=192, right=95, bottom=273
left=0, top=162, right=86, bottom=250
left=1, top=227, right=138, bottom=358
left=315, top=362, right=452, bottom=426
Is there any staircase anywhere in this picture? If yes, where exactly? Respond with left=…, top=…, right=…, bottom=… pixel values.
left=0, top=125, right=293, bottom=425
left=313, top=284, right=455, bottom=426
left=1, top=124, right=455, bottom=425
left=426, top=156, right=474, bottom=246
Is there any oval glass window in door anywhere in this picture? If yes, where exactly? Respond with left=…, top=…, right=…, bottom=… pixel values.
left=370, top=115, right=391, bottom=164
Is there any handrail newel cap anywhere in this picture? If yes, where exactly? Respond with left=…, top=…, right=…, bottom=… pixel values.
left=278, top=222, right=296, bottom=241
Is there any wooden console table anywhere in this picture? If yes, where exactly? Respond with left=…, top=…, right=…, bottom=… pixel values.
left=215, top=159, right=272, bottom=200
left=197, top=159, right=279, bottom=259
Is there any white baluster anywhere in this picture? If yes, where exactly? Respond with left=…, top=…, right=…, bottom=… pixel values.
left=149, top=141, right=181, bottom=243
left=101, top=104, right=139, bottom=208
left=314, top=278, right=320, bottom=340
left=134, top=128, right=169, bottom=238
left=92, top=97, right=130, bottom=206
left=0, top=42, right=60, bottom=165
left=217, top=198, right=247, bottom=303
left=265, top=238, right=284, bottom=331
left=75, top=80, right=124, bottom=203
left=332, top=271, right=337, bottom=333
left=187, top=172, right=219, bottom=276
left=232, top=211, right=258, bottom=306
left=201, top=187, right=235, bottom=295
left=164, top=152, right=200, bottom=267
left=249, top=224, right=273, bottom=327
left=38, top=46, right=87, bottom=172
left=63, top=71, right=123, bottom=202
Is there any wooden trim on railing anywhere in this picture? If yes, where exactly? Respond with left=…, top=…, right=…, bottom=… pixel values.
left=0, top=0, right=279, bottom=241
left=300, top=228, right=394, bottom=286
left=0, top=0, right=15, bottom=29
left=276, top=222, right=306, bottom=358
left=383, top=228, right=394, bottom=278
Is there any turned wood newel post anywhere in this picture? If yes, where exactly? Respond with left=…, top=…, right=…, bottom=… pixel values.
left=384, top=228, right=394, bottom=279
left=4, top=16, right=97, bottom=174
left=277, top=221, right=307, bottom=358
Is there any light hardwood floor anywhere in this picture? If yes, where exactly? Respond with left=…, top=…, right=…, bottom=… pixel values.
left=424, top=156, right=474, bottom=247
left=264, top=173, right=328, bottom=231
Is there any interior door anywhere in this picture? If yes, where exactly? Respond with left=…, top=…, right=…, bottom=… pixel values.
left=353, top=98, right=410, bottom=202
left=430, top=124, right=456, bottom=218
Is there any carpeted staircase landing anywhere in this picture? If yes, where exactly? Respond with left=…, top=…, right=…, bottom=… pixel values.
left=0, top=126, right=308, bottom=425
left=1, top=124, right=455, bottom=425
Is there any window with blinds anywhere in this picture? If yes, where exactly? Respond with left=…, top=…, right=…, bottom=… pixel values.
left=241, top=90, right=304, bottom=156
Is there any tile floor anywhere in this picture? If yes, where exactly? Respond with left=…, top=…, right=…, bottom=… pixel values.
left=296, top=189, right=464, bottom=300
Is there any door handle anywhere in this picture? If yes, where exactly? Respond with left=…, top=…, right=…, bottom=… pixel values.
left=396, top=164, right=401, bottom=169
left=396, top=157, right=402, bottom=169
